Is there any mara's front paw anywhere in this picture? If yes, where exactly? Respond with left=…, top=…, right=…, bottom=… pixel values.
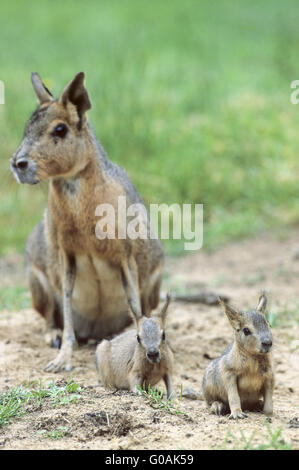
left=229, top=409, right=247, bottom=420
left=263, top=406, right=273, bottom=416
left=44, top=347, right=72, bottom=373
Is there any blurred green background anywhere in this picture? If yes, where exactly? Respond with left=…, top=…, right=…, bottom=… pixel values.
left=0, top=0, right=299, bottom=256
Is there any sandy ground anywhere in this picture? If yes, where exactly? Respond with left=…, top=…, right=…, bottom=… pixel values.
left=0, top=229, right=298, bottom=450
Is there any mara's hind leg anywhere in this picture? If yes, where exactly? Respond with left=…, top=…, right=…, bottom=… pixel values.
left=26, top=220, right=62, bottom=349
left=28, top=265, right=62, bottom=349
left=95, top=340, right=112, bottom=388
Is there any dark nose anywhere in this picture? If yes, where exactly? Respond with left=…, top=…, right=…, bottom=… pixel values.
left=262, top=340, right=272, bottom=348
left=16, top=159, right=29, bottom=170
left=147, top=350, right=160, bottom=362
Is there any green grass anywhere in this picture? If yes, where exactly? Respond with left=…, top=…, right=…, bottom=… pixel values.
left=267, top=302, right=299, bottom=328
left=1, top=0, right=299, bottom=256
left=46, top=426, right=70, bottom=440
left=137, top=383, right=186, bottom=416
left=220, top=421, right=292, bottom=450
left=0, top=286, right=30, bottom=311
left=0, top=380, right=83, bottom=427
left=26, top=379, right=82, bottom=407
left=0, top=388, right=26, bottom=426
left=39, top=426, right=70, bottom=440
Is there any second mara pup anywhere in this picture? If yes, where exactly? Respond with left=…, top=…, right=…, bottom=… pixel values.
left=202, top=292, right=274, bottom=419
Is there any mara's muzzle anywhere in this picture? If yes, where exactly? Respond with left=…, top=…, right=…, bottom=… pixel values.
left=10, top=155, right=39, bottom=185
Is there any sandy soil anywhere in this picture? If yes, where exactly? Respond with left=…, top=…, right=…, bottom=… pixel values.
left=0, top=230, right=298, bottom=450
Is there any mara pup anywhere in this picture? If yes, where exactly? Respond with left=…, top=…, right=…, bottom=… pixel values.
left=95, top=294, right=174, bottom=398
left=202, top=292, right=274, bottom=419
left=10, top=72, right=163, bottom=372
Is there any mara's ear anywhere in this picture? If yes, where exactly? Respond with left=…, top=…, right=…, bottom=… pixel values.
left=257, top=291, right=268, bottom=314
left=159, top=293, right=171, bottom=328
left=31, top=73, right=53, bottom=104
left=219, top=298, right=242, bottom=331
left=59, top=72, right=91, bottom=128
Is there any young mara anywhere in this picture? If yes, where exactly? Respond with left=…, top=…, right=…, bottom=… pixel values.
left=202, top=292, right=274, bottom=419
left=95, top=295, right=174, bottom=398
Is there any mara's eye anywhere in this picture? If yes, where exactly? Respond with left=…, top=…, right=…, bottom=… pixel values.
left=162, top=331, right=166, bottom=341
left=243, top=328, right=251, bottom=336
left=52, top=123, right=68, bottom=139
left=136, top=334, right=141, bottom=344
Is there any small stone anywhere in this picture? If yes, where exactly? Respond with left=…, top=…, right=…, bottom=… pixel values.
left=288, top=417, right=299, bottom=428
left=203, top=353, right=213, bottom=360
left=182, top=387, right=202, bottom=400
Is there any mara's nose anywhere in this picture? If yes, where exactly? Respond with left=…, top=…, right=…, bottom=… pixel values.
left=262, top=340, right=272, bottom=348
left=16, top=158, right=29, bottom=170
left=147, top=350, right=160, bottom=362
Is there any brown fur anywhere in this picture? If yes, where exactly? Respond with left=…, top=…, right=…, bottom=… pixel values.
left=202, top=292, right=275, bottom=419
left=11, top=72, right=164, bottom=372
left=95, top=295, right=174, bottom=397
